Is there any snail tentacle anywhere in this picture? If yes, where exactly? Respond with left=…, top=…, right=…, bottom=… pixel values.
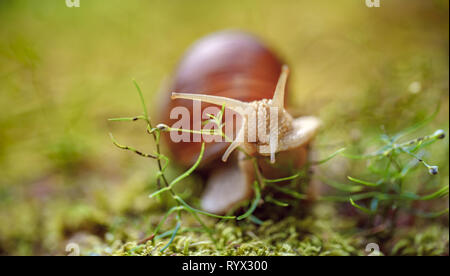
left=271, top=65, right=289, bottom=109
left=222, top=118, right=246, bottom=162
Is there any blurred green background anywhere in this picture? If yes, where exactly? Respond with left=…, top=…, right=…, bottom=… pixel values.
left=0, top=0, right=448, bottom=255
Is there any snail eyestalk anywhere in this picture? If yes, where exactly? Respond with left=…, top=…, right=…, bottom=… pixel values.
left=222, top=119, right=245, bottom=162
left=272, top=65, right=289, bottom=109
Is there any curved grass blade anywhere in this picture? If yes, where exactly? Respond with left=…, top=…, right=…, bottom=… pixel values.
left=133, top=79, right=150, bottom=123
left=311, top=148, right=346, bottom=165
left=319, top=177, right=364, bottom=193
left=415, top=208, right=449, bottom=218
left=109, top=133, right=157, bottom=159
left=156, top=229, right=176, bottom=240
left=348, top=176, right=381, bottom=187
left=188, top=210, right=217, bottom=244
left=160, top=221, right=181, bottom=252
left=418, top=185, right=449, bottom=201
left=249, top=215, right=264, bottom=225
left=150, top=143, right=205, bottom=198
left=319, top=191, right=387, bottom=202
left=108, top=115, right=146, bottom=122
left=153, top=206, right=184, bottom=236
left=237, top=181, right=261, bottom=220
left=392, top=103, right=441, bottom=141
left=174, top=195, right=235, bottom=219
left=263, top=172, right=302, bottom=183
left=349, top=198, right=376, bottom=215
left=341, top=144, right=392, bottom=160
left=265, top=182, right=308, bottom=200
left=168, top=142, right=205, bottom=187
left=265, top=195, right=289, bottom=207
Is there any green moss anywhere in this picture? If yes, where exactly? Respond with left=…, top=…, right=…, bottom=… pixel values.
left=109, top=204, right=365, bottom=256
left=391, top=225, right=449, bottom=256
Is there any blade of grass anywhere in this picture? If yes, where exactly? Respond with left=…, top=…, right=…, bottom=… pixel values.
left=319, top=177, right=364, bottom=193
left=265, top=182, right=308, bottom=200
left=349, top=198, right=376, bottom=215
left=174, top=195, right=235, bottom=219
left=263, top=172, right=302, bottom=183
left=265, top=195, right=289, bottom=207
left=108, top=115, right=146, bottom=122
left=348, top=176, right=381, bottom=187
left=150, top=143, right=205, bottom=198
left=152, top=206, right=183, bottom=236
left=418, top=185, right=449, bottom=200
left=341, top=144, right=392, bottom=160
left=160, top=221, right=181, bottom=252
left=415, top=208, right=449, bottom=218
left=109, top=133, right=157, bottom=159
left=249, top=215, right=264, bottom=225
left=188, top=209, right=217, bottom=244
left=320, top=192, right=388, bottom=202
left=237, top=181, right=261, bottom=220
left=133, top=79, right=149, bottom=123
left=392, top=103, right=441, bottom=141
left=311, top=148, right=346, bottom=165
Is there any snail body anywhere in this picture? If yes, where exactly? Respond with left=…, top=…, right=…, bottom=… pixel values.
left=161, top=31, right=320, bottom=214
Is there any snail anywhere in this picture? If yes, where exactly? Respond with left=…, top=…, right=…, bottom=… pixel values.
left=160, top=31, right=320, bottom=215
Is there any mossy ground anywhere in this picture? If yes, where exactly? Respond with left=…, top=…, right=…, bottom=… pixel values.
left=59, top=202, right=449, bottom=256
left=114, top=206, right=367, bottom=256
left=0, top=0, right=448, bottom=256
